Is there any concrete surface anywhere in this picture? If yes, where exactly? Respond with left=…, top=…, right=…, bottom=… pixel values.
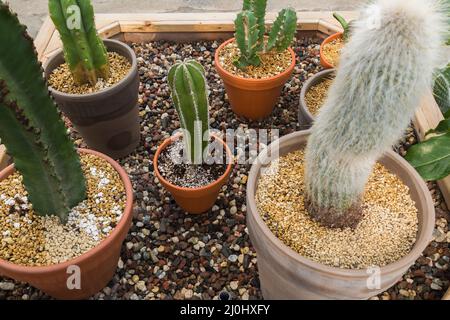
left=6, top=0, right=368, bottom=38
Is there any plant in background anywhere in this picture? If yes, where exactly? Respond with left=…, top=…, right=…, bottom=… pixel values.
left=234, top=0, right=297, bottom=69
left=0, top=2, right=86, bottom=223
left=332, top=12, right=352, bottom=40
left=304, top=0, right=447, bottom=228
left=49, top=0, right=109, bottom=86
left=168, top=60, right=210, bottom=164
left=406, top=109, right=450, bottom=181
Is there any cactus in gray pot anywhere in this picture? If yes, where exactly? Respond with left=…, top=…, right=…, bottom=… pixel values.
left=233, top=0, right=297, bottom=69
left=49, top=0, right=109, bottom=86
left=0, top=2, right=86, bottom=223
left=168, top=60, right=210, bottom=164
left=304, top=0, right=447, bottom=229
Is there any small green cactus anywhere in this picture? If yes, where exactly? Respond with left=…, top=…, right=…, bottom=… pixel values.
left=0, top=2, right=86, bottom=223
left=168, top=60, right=210, bottom=164
left=49, top=0, right=109, bottom=86
left=233, top=0, right=297, bottom=69
left=333, top=12, right=351, bottom=40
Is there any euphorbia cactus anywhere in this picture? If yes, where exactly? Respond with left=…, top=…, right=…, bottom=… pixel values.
left=49, top=0, right=109, bottom=86
left=304, top=0, right=447, bottom=229
left=168, top=60, right=210, bottom=164
left=0, top=3, right=86, bottom=223
left=234, top=0, right=297, bottom=69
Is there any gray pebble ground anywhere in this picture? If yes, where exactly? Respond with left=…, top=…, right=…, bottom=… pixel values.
left=0, top=37, right=448, bottom=300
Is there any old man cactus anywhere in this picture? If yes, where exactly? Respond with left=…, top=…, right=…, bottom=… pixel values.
left=304, top=0, right=447, bottom=228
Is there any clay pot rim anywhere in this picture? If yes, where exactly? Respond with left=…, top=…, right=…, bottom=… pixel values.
left=214, top=38, right=296, bottom=83
left=246, top=130, right=435, bottom=278
left=44, top=39, right=137, bottom=99
left=153, top=133, right=234, bottom=193
left=319, top=32, right=343, bottom=69
left=299, top=68, right=336, bottom=121
left=0, top=148, right=134, bottom=274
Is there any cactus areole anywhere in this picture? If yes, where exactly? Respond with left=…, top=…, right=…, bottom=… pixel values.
left=233, top=0, right=297, bottom=69
left=304, top=0, right=447, bottom=229
left=0, top=2, right=86, bottom=223
left=49, top=0, right=110, bottom=86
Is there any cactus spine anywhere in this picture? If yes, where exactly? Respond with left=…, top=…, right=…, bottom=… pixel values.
left=49, top=0, right=109, bottom=86
left=0, top=2, right=86, bottom=223
left=168, top=60, right=210, bottom=164
left=233, top=0, right=297, bottom=69
left=304, top=0, right=447, bottom=229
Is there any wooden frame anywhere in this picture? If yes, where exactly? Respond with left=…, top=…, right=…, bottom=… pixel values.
left=1, top=11, right=449, bottom=300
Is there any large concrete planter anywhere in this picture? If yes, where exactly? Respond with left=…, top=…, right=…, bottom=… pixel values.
left=246, top=130, right=435, bottom=299
left=45, top=39, right=140, bottom=159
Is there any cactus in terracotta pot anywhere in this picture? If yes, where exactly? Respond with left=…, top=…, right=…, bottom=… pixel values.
left=304, top=0, right=447, bottom=228
left=168, top=60, right=210, bottom=164
left=49, top=0, right=109, bottom=85
left=0, top=2, right=86, bottom=223
left=234, top=0, right=297, bottom=69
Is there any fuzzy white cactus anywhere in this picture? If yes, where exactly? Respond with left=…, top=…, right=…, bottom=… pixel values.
left=304, top=0, right=448, bottom=228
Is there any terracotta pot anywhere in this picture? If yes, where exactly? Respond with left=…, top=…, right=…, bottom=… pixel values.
left=214, top=38, right=296, bottom=121
left=0, top=148, right=134, bottom=299
left=320, top=32, right=343, bottom=69
left=298, top=69, right=335, bottom=128
left=154, top=135, right=234, bottom=214
left=247, top=130, right=435, bottom=299
left=45, top=39, right=140, bottom=159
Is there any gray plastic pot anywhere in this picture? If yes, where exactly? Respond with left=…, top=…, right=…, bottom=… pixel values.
left=298, top=69, right=335, bottom=128
left=247, top=130, right=435, bottom=300
left=45, top=39, right=140, bottom=159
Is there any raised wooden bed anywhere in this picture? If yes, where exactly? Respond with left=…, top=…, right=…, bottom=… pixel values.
left=0, top=11, right=448, bottom=299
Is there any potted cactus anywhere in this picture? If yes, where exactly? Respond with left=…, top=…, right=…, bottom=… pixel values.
left=0, top=3, right=133, bottom=299
left=247, top=0, right=446, bottom=299
left=320, top=13, right=352, bottom=69
left=154, top=60, right=233, bottom=214
left=45, top=0, right=140, bottom=159
left=214, top=0, right=297, bottom=120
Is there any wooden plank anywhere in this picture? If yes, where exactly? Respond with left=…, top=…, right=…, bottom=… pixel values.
left=413, top=92, right=450, bottom=209
left=443, top=288, right=450, bottom=300
left=34, top=16, right=55, bottom=61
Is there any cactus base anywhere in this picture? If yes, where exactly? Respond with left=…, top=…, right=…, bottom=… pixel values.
left=305, top=197, right=363, bottom=229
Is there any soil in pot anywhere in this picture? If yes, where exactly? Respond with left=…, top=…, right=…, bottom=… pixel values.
left=218, top=40, right=292, bottom=79
left=255, top=148, right=419, bottom=269
left=0, top=154, right=126, bottom=266
left=304, top=77, right=333, bottom=116
left=322, top=38, right=344, bottom=67
left=48, top=52, right=132, bottom=95
left=157, top=139, right=227, bottom=189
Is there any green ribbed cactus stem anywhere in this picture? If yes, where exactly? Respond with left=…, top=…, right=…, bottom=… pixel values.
left=168, top=60, right=210, bottom=164
left=49, top=0, right=109, bottom=86
left=266, top=8, right=297, bottom=52
left=234, top=10, right=261, bottom=69
left=242, top=0, right=267, bottom=51
left=0, top=2, right=86, bottom=223
left=333, top=12, right=351, bottom=40
left=304, top=0, right=447, bottom=229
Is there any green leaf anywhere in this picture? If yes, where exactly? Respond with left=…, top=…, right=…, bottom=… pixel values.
left=405, top=132, right=450, bottom=181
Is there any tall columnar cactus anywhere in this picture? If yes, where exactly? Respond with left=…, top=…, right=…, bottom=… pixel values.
left=168, top=60, right=210, bottom=164
left=233, top=0, right=297, bottom=69
left=304, top=0, right=447, bottom=229
left=0, top=3, right=86, bottom=223
left=49, top=0, right=109, bottom=86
